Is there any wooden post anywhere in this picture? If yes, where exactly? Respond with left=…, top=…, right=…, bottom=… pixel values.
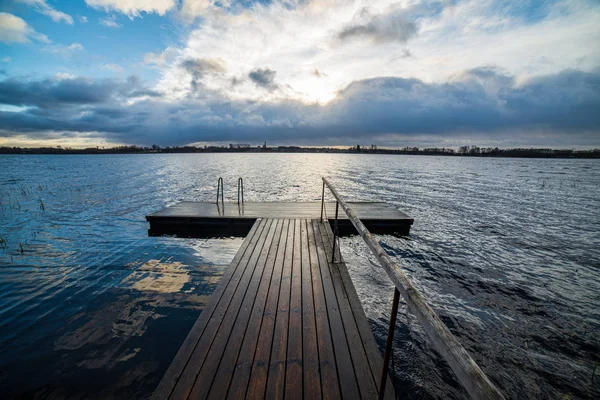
left=321, top=177, right=504, bottom=400
left=379, top=288, right=400, bottom=400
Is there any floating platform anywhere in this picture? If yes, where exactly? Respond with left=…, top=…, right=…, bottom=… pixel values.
left=146, top=201, right=413, bottom=237
left=152, top=218, right=394, bottom=399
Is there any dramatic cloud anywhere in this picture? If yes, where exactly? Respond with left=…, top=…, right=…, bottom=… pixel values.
left=180, top=57, right=226, bottom=92
left=3, top=0, right=600, bottom=148
left=0, top=12, right=49, bottom=43
left=0, top=76, right=118, bottom=108
left=248, top=68, right=277, bottom=89
left=85, top=0, right=177, bottom=18
left=1, top=68, right=598, bottom=147
left=16, top=0, right=74, bottom=24
left=337, top=7, right=418, bottom=43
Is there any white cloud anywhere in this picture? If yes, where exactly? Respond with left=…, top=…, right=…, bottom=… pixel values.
left=179, top=0, right=215, bottom=21
left=2, top=57, right=11, bottom=62
left=46, top=42, right=84, bottom=55
left=0, top=12, right=50, bottom=43
left=99, top=15, right=121, bottom=28
left=16, top=0, right=74, bottom=24
left=86, top=0, right=177, bottom=18
left=103, top=63, right=124, bottom=72
left=79, top=16, right=89, bottom=23
left=144, top=47, right=178, bottom=66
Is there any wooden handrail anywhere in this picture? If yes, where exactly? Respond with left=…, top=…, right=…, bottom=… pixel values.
left=322, top=177, right=504, bottom=400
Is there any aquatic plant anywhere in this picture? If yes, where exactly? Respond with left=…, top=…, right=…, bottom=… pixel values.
left=19, top=242, right=24, bottom=255
left=39, top=199, right=45, bottom=211
left=0, top=237, right=7, bottom=251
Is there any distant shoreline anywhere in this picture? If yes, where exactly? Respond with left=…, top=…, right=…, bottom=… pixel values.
left=1, top=146, right=599, bottom=159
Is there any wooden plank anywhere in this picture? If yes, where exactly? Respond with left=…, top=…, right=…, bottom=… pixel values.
left=169, top=219, right=275, bottom=399
left=263, top=219, right=295, bottom=400
left=220, top=220, right=287, bottom=399
left=300, top=220, right=322, bottom=399
left=318, top=220, right=395, bottom=400
left=243, top=219, right=291, bottom=400
left=314, top=220, right=379, bottom=400
left=151, top=218, right=265, bottom=400
left=285, top=219, right=303, bottom=400
left=188, top=219, right=281, bottom=399
left=309, top=220, right=361, bottom=400
left=148, top=201, right=413, bottom=221
left=305, top=220, right=341, bottom=400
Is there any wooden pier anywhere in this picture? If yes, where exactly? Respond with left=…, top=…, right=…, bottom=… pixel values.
left=147, top=201, right=413, bottom=238
left=152, top=218, right=394, bottom=399
left=150, top=178, right=504, bottom=400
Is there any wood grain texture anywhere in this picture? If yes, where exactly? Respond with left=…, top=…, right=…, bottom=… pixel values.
left=153, top=218, right=396, bottom=400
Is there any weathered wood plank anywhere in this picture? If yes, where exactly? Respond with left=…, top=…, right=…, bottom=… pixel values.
left=151, top=218, right=265, bottom=400
left=310, top=220, right=361, bottom=400
left=285, top=219, right=303, bottom=400
left=148, top=201, right=411, bottom=220
left=244, top=219, right=291, bottom=400
left=147, top=201, right=413, bottom=238
left=223, top=219, right=288, bottom=399
left=306, top=220, right=341, bottom=400
left=319, top=219, right=395, bottom=400
left=263, top=218, right=295, bottom=400
left=188, top=219, right=280, bottom=399
left=169, top=219, right=275, bottom=399
left=300, top=220, right=322, bottom=399
left=155, top=217, right=401, bottom=400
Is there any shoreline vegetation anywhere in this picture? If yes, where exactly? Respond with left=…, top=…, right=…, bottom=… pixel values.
left=1, top=144, right=599, bottom=158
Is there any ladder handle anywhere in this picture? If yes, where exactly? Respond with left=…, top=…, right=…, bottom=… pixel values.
left=217, top=177, right=224, bottom=204
left=237, top=178, right=244, bottom=205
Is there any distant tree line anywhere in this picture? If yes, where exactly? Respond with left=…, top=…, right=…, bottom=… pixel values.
left=0, top=144, right=599, bottom=158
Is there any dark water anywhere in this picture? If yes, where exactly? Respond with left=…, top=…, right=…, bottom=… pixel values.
left=0, top=154, right=598, bottom=399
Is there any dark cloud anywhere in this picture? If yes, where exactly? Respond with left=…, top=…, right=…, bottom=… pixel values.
left=313, top=68, right=328, bottom=78
left=338, top=7, right=418, bottom=43
left=0, top=76, right=117, bottom=108
left=248, top=68, right=277, bottom=89
left=180, top=57, right=226, bottom=92
left=0, top=75, right=160, bottom=109
left=119, top=75, right=162, bottom=98
left=1, top=68, right=599, bottom=147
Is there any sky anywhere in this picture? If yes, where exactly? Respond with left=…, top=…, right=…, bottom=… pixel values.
left=0, top=0, right=599, bottom=149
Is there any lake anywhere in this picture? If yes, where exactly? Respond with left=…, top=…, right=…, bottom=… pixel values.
left=0, top=154, right=599, bottom=399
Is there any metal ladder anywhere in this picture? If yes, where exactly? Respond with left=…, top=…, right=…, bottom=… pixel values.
left=216, top=177, right=245, bottom=205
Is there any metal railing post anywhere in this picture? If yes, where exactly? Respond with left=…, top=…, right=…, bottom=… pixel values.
left=320, top=181, right=325, bottom=222
left=331, top=200, right=339, bottom=263
left=379, top=288, right=400, bottom=399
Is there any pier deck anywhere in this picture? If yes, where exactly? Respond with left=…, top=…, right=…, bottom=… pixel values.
left=153, top=218, right=394, bottom=399
left=147, top=201, right=413, bottom=237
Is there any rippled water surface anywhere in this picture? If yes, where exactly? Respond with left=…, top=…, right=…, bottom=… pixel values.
left=0, top=154, right=599, bottom=399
